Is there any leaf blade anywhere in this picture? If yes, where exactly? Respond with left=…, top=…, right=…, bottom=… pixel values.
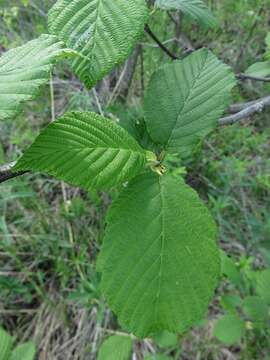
left=245, top=61, right=270, bottom=77
left=98, top=172, right=220, bottom=337
left=48, top=0, right=149, bottom=88
left=0, top=34, right=73, bottom=121
left=155, top=0, right=218, bottom=28
left=144, top=49, right=236, bottom=157
left=97, top=335, right=133, bottom=360
left=243, top=296, right=268, bottom=324
left=256, top=269, right=270, bottom=305
left=11, top=342, right=36, bottom=360
left=213, top=315, right=245, bottom=345
left=0, top=327, right=13, bottom=360
left=14, top=112, right=147, bottom=190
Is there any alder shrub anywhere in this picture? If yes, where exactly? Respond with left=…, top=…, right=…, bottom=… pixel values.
left=0, top=0, right=237, bottom=344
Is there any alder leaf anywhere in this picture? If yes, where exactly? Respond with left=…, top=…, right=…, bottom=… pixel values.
left=155, top=0, right=217, bottom=28
left=98, top=172, right=220, bottom=337
left=97, top=335, right=133, bottom=360
left=144, top=49, right=235, bottom=157
left=14, top=112, right=147, bottom=190
left=0, top=34, right=74, bottom=121
left=48, top=0, right=149, bottom=88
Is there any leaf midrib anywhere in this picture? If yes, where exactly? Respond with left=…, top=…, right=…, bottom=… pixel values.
left=154, top=176, right=166, bottom=323
left=29, top=144, right=144, bottom=155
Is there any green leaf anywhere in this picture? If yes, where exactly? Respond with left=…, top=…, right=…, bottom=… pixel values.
left=220, top=295, right=242, bottom=314
left=144, top=49, right=235, bottom=157
left=213, top=315, right=245, bottom=345
left=155, top=0, right=217, bottom=28
left=243, top=296, right=268, bottom=323
left=265, top=33, right=270, bottom=60
left=48, top=0, right=149, bottom=88
left=256, top=269, right=270, bottom=305
left=0, top=34, right=73, bottom=121
left=220, top=250, right=242, bottom=286
left=245, top=61, right=270, bottom=77
left=153, top=331, right=178, bottom=348
left=14, top=112, right=147, bottom=190
left=0, top=327, right=13, bottom=360
left=97, top=335, right=133, bottom=360
left=98, top=172, right=219, bottom=337
left=11, top=342, right=36, bottom=360
left=0, top=142, right=5, bottom=164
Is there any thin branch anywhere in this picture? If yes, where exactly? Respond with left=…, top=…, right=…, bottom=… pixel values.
left=0, top=162, right=28, bottom=183
left=219, top=96, right=270, bottom=125
left=237, top=73, right=270, bottom=82
left=92, top=88, right=104, bottom=116
left=167, top=11, right=178, bottom=26
left=228, top=95, right=270, bottom=113
left=144, top=24, right=178, bottom=60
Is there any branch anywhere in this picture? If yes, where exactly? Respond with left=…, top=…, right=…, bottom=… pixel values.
left=237, top=73, right=270, bottom=82
left=144, top=25, right=178, bottom=60
left=219, top=96, right=270, bottom=125
left=0, top=162, right=28, bottom=183
left=228, top=95, right=270, bottom=113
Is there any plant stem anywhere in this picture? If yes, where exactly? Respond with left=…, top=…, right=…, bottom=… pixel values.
left=0, top=161, right=27, bottom=183
left=144, top=24, right=178, bottom=60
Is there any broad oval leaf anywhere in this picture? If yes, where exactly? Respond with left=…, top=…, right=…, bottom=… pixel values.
left=11, top=342, right=36, bottom=360
left=0, top=34, right=73, bottom=121
left=0, top=327, right=13, bottom=360
left=97, top=335, right=133, bottom=360
left=98, top=172, right=220, bottom=337
left=152, top=331, right=178, bottom=348
left=14, top=112, right=147, bottom=190
left=48, top=0, right=149, bottom=88
left=155, top=0, right=217, bottom=28
left=213, top=315, right=245, bottom=345
left=144, top=49, right=236, bottom=157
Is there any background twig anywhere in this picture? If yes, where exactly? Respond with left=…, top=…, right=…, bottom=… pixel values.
left=237, top=73, right=270, bottom=82
left=144, top=24, right=178, bottom=60
left=0, top=162, right=27, bottom=183
left=219, top=96, right=270, bottom=125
